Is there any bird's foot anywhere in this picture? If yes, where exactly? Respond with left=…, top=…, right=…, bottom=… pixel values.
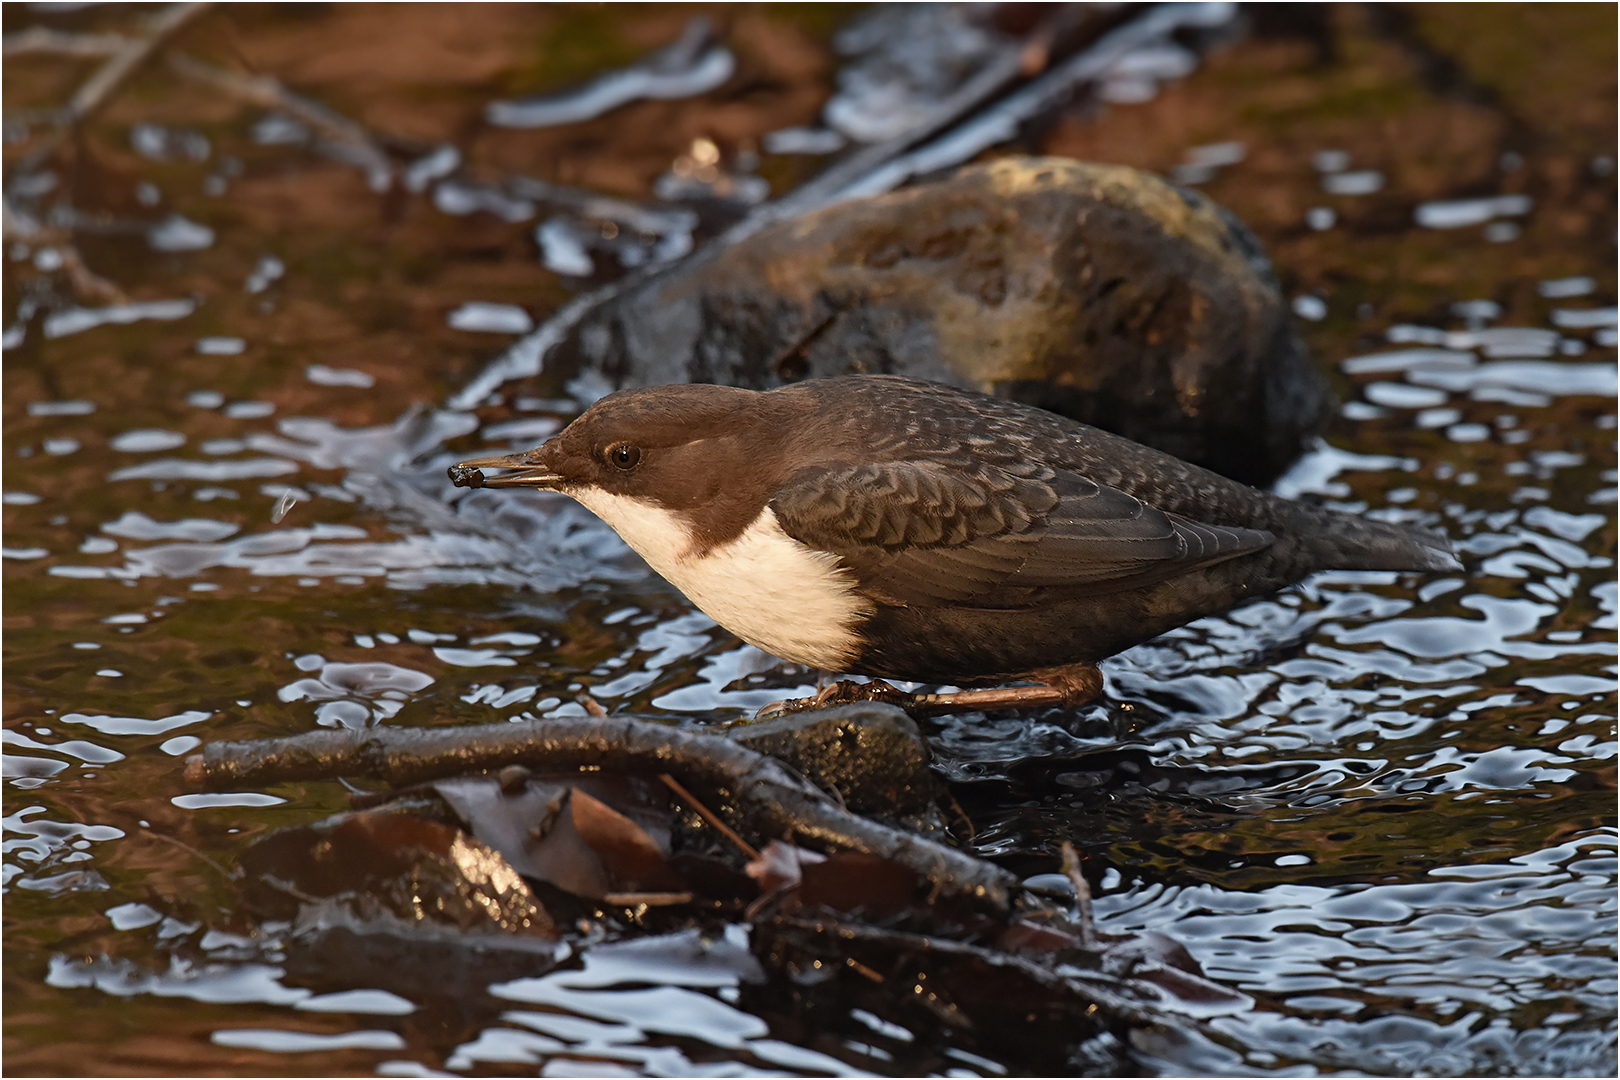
left=907, top=663, right=1103, bottom=717
left=753, top=665, right=1102, bottom=719
left=753, top=679, right=911, bottom=720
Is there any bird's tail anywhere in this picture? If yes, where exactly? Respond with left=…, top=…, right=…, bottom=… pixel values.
left=1288, top=504, right=1461, bottom=574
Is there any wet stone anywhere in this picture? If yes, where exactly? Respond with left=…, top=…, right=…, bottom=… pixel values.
left=545, top=157, right=1329, bottom=485
left=727, top=702, right=942, bottom=828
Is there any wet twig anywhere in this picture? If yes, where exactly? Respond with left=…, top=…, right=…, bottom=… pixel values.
left=6, top=10, right=691, bottom=233
left=17, top=2, right=212, bottom=172
left=2, top=27, right=129, bottom=58
left=6, top=7, right=389, bottom=182
left=801, top=3, right=1241, bottom=214
left=6, top=3, right=210, bottom=304
left=140, top=826, right=239, bottom=883
left=1, top=202, right=129, bottom=303
left=659, top=771, right=760, bottom=861
left=164, top=52, right=393, bottom=182
left=55, top=245, right=129, bottom=304
left=770, top=910, right=1254, bottom=1040
left=770, top=915, right=1166, bottom=1028
left=59, top=2, right=209, bottom=124
left=1060, top=840, right=1097, bottom=948
left=183, top=713, right=1018, bottom=914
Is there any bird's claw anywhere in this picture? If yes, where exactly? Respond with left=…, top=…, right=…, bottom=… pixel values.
left=753, top=679, right=912, bottom=720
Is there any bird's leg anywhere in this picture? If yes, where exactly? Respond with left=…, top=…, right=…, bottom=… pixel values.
left=906, top=663, right=1103, bottom=717
left=754, top=665, right=1102, bottom=720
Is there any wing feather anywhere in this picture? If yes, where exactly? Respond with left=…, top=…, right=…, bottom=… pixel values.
left=772, top=460, right=1272, bottom=609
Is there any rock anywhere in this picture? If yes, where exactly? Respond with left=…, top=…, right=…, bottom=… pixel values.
left=544, top=156, right=1328, bottom=485
left=727, top=702, right=942, bottom=829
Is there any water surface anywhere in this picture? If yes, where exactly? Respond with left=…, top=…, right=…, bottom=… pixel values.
left=4, top=4, right=1614, bottom=1075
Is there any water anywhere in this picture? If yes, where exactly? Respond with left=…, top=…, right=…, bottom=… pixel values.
left=4, top=4, right=1615, bottom=1075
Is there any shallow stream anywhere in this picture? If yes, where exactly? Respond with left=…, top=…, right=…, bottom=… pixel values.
left=4, top=4, right=1615, bottom=1075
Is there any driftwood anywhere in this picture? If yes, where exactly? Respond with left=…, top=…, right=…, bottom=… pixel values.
left=184, top=713, right=1018, bottom=914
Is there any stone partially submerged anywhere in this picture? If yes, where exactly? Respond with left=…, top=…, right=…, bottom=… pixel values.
left=544, top=157, right=1329, bottom=485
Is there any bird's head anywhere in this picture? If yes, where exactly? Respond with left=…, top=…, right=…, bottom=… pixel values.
left=449, top=383, right=816, bottom=535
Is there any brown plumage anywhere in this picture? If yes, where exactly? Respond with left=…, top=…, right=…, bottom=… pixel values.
left=452, top=376, right=1456, bottom=713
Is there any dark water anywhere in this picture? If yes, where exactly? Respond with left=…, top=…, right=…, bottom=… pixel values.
left=4, top=4, right=1615, bottom=1076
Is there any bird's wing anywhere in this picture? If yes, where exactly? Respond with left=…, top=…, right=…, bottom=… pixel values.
left=770, top=460, right=1274, bottom=608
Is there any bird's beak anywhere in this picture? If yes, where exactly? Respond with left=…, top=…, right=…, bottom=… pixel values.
left=447, top=449, right=563, bottom=490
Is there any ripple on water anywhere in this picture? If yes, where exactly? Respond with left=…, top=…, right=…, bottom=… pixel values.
left=58, top=709, right=213, bottom=737
left=3, top=21, right=1614, bottom=1074
left=1328, top=593, right=1556, bottom=659
left=305, top=364, right=376, bottom=388
left=195, top=337, right=246, bottom=355
left=40, top=299, right=196, bottom=340
left=110, top=457, right=298, bottom=482
left=27, top=399, right=96, bottom=416
left=109, top=429, right=187, bottom=453
left=1410, top=359, right=1617, bottom=398
left=1098, top=832, right=1617, bottom=1021
left=2, top=804, right=125, bottom=866
left=101, top=512, right=238, bottom=542
left=277, top=658, right=435, bottom=728
left=46, top=956, right=309, bottom=1006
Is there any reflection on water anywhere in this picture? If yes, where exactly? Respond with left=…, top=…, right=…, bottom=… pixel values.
left=3, top=3, right=1615, bottom=1076
left=1111, top=835, right=1619, bottom=1075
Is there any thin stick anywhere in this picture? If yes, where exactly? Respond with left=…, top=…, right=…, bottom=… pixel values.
left=66, top=3, right=209, bottom=123
left=20, top=3, right=212, bottom=171
left=659, top=771, right=759, bottom=862
left=164, top=52, right=392, bottom=180
left=142, top=826, right=238, bottom=884
left=1060, top=841, right=1096, bottom=949
left=56, top=247, right=128, bottom=304
left=602, top=891, right=694, bottom=907
left=2, top=27, right=129, bottom=58
left=773, top=915, right=1163, bottom=1027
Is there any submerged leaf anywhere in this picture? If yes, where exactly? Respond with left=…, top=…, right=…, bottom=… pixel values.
left=434, top=772, right=680, bottom=899
left=240, top=806, right=556, bottom=937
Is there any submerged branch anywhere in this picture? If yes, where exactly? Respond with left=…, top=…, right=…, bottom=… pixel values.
left=184, top=713, right=1017, bottom=914
left=773, top=915, right=1164, bottom=1028
left=165, top=53, right=393, bottom=181
left=2, top=27, right=130, bottom=58
left=18, top=2, right=211, bottom=171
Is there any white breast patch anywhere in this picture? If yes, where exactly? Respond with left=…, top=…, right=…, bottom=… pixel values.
left=566, top=488, right=871, bottom=671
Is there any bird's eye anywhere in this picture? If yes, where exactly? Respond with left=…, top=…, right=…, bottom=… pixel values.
left=606, top=443, right=641, bottom=470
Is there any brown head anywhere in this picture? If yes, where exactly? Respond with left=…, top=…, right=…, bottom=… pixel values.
left=449, top=382, right=824, bottom=549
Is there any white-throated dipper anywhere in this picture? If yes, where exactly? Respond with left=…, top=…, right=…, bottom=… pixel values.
left=450, top=376, right=1457, bottom=713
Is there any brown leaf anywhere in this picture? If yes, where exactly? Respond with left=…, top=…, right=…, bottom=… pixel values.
left=569, top=787, right=677, bottom=891
left=433, top=774, right=572, bottom=880
left=431, top=772, right=682, bottom=899
left=519, top=791, right=616, bottom=899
